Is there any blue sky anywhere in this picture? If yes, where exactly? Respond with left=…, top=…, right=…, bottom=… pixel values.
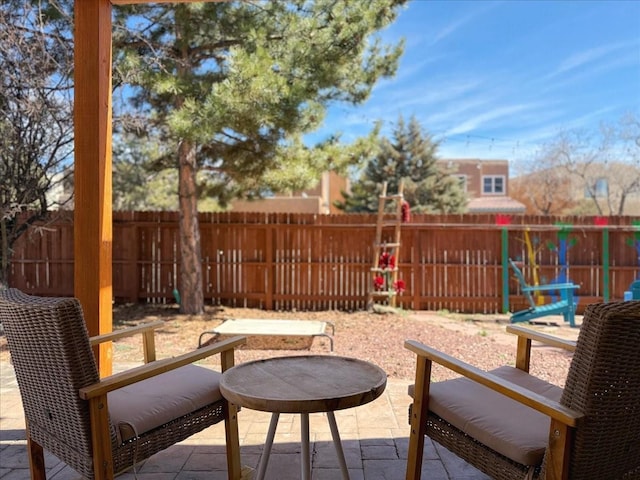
left=309, top=0, right=640, bottom=171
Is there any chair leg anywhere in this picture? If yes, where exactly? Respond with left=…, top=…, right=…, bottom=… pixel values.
left=544, top=420, right=572, bottom=480
left=88, top=396, right=115, bottom=480
left=26, top=430, right=46, bottom=480
left=406, top=356, right=431, bottom=480
left=225, top=401, right=242, bottom=480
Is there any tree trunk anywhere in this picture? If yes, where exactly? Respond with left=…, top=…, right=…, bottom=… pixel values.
left=177, top=140, right=204, bottom=314
left=0, top=218, right=8, bottom=289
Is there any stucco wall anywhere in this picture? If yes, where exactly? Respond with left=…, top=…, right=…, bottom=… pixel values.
left=231, top=196, right=323, bottom=213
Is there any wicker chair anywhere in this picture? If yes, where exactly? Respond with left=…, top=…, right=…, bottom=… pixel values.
left=405, top=301, right=640, bottom=480
left=0, top=288, right=247, bottom=480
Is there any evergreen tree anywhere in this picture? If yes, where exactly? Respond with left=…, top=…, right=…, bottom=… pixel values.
left=337, top=116, right=467, bottom=213
left=112, top=1, right=407, bottom=313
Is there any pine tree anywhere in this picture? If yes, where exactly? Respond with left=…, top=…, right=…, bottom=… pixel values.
left=337, top=115, right=467, bottom=213
left=112, top=1, right=407, bottom=313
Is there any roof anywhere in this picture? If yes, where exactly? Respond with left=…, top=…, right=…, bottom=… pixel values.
left=439, top=158, right=509, bottom=166
left=467, top=196, right=526, bottom=214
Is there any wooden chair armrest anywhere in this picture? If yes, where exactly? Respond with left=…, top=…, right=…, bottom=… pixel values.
left=89, top=320, right=165, bottom=345
left=79, top=335, right=247, bottom=400
left=507, top=325, right=576, bottom=372
left=506, top=325, right=577, bottom=351
left=404, top=339, right=582, bottom=426
left=521, top=283, right=579, bottom=293
left=90, top=320, right=165, bottom=364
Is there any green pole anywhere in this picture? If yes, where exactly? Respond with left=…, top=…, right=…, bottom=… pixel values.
left=502, top=227, right=509, bottom=313
left=602, top=228, right=610, bottom=302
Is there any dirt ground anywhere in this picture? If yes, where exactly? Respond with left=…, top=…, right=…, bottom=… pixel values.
left=0, top=303, right=580, bottom=384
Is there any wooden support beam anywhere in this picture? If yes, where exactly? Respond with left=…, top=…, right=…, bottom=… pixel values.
left=74, top=0, right=114, bottom=376
left=73, top=0, right=232, bottom=376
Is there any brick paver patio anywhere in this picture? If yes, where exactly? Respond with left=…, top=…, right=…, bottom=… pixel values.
left=0, top=362, right=489, bottom=479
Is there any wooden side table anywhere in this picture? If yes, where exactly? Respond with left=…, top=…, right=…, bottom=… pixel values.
left=220, top=355, right=387, bottom=480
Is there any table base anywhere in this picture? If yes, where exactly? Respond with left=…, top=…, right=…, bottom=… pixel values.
left=255, top=411, right=350, bottom=480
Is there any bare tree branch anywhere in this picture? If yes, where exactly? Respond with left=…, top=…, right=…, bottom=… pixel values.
left=0, top=1, right=74, bottom=287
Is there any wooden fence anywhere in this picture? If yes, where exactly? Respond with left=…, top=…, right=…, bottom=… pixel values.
left=8, top=211, right=640, bottom=313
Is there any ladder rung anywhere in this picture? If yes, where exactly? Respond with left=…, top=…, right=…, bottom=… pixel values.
left=374, top=243, right=400, bottom=248
left=370, top=267, right=398, bottom=272
left=370, top=291, right=397, bottom=297
left=380, top=194, right=403, bottom=200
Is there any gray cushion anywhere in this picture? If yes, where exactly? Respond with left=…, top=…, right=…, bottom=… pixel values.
left=108, top=364, right=223, bottom=443
left=409, top=366, right=562, bottom=466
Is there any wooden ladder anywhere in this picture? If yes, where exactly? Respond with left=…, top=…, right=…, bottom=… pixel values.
left=367, top=181, right=404, bottom=310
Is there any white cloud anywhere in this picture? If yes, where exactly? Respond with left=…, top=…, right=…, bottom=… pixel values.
left=383, top=77, right=483, bottom=110
left=430, top=16, right=468, bottom=46
left=428, top=1, right=502, bottom=46
left=545, top=41, right=636, bottom=80
left=445, top=103, right=538, bottom=136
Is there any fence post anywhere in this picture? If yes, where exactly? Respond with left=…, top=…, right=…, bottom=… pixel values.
left=602, top=226, right=610, bottom=302
left=130, top=223, right=140, bottom=303
left=501, top=227, right=509, bottom=313
left=412, top=227, right=421, bottom=311
left=265, top=224, right=274, bottom=310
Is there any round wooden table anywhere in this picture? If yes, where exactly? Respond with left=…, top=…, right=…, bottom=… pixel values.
left=220, top=355, right=387, bottom=480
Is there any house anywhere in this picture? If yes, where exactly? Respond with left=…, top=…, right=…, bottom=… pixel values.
left=441, top=158, right=526, bottom=214
left=510, top=161, right=640, bottom=215
left=45, top=169, right=74, bottom=210
left=230, top=171, right=348, bottom=214
left=231, top=159, right=527, bottom=215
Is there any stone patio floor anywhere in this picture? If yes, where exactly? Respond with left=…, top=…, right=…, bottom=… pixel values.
left=0, top=361, right=489, bottom=479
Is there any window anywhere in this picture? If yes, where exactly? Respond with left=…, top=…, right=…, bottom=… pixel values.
left=584, top=178, right=608, bottom=198
left=455, top=175, right=467, bottom=192
left=482, top=175, right=505, bottom=195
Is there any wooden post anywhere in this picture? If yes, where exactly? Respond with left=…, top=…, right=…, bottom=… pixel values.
left=412, top=227, right=421, bottom=311
left=74, top=0, right=113, bottom=376
left=602, top=227, right=610, bottom=302
left=265, top=224, right=274, bottom=310
left=406, top=354, right=430, bottom=480
left=501, top=227, right=509, bottom=314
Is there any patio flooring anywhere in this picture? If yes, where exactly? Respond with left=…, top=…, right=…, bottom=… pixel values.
left=0, top=361, right=489, bottom=480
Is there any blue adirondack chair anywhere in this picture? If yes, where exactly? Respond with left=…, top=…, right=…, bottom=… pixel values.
left=509, top=259, right=580, bottom=327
